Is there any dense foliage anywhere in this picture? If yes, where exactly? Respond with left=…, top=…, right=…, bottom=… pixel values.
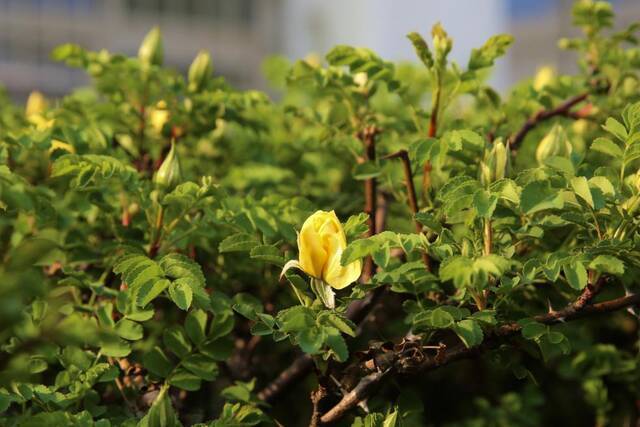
left=2, top=1, right=640, bottom=425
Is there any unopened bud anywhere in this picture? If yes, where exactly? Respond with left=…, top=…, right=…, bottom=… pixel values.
left=154, top=141, right=182, bottom=191
left=480, top=139, right=509, bottom=186
left=533, top=66, right=555, bottom=91
left=536, top=124, right=572, bottom=165
left=431, top=22, right=452, bottom=66
left=25, top=91, right=48, bottom=117
left=149, top=101, right=169, bottom=134
left=138, top=27, right=163, bottom=66
left=188, top=51, right=213, bottom=92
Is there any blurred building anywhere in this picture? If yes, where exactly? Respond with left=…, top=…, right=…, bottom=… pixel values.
left=0, top=0, right=639, bottom=100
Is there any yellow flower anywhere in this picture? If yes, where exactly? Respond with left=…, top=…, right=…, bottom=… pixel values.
left=297, top=210, right=361, bottom=290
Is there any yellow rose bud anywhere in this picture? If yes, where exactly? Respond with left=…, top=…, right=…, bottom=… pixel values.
left=149, top=101, right=169, bottom=134
left=533, top=66, right=555, bottom=91
left=297, top=210, right=362, bottom=290
left=25, top=91, right=48, bottom=117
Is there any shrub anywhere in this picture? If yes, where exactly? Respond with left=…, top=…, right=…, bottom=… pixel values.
left=1, top=2, right=640, bottom=426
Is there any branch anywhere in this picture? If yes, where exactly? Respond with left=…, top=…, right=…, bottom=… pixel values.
left=319, top=370, right=388, bottom=424
left=358, top=125, right=381, bottom=281
left=309, top=384, right=327, bottom=427
left=509, top=92, right=589, bottom=150
left=383, top=150, right=431, bottom=271
left=319, top=287, right=640, bottom=424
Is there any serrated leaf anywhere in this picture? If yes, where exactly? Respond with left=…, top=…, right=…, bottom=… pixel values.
left=589, top=255, right=625, bottom=275
left=563, top=261, right=588, bottom=290
left=570, top=176, right=594, bottom=208
left=219, top=233, right=260, bottom=253
left=163, top=326, right=192, bottom=358
left=137, top=278, right=170, bottom=307
left=453, top=319, right=483, bottom=348
left=249, top=245, right=284, bottom=266
left=168, top=280, right=193, bottom=310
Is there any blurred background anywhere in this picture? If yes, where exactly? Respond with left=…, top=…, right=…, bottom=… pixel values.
left=0, top=0, right=639, bottom=101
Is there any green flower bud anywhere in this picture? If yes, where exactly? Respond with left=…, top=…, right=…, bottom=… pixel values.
left=138, top=27, right=163, bottom=66
left=431, top=22, right=452, bottom=66
left=188, top=51, right=213, bottom=92
left=154, top=141, right=182, bottom=191
left=535, top=124, right=572, bottom=165
left=480, top=139, right=509, bottom=186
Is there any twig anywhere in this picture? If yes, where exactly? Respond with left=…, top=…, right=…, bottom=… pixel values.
left=320, top=370, right=388, bottom=424
left=309, top=384, right=326, bottom=427
left=358, top=125, right=381, bottom=281
left=383, top=150, right=431, bottom=271
left=319, top=285, right=638, bottom=424
left=509, top=92, right=589, bottom=150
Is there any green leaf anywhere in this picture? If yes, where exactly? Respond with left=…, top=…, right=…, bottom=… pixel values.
left=168, top=369, right=201, bottom=391
left=602, top=117, right=628, bottom=142
left=317, top=312, right=356, bottom=337
left=249, top=245, right=285, bottom=266
left=115, top=319, right=143, bottom=341
left=137, top=278, right=170, bottom=307
left=589, top=255, right=625, bottom=275
left=406, top=32, right=433, bottom=68
left=571, top=176, right=594, bottom=208
left=520, top=321, right=547, bottom=340
left=591, top=137, right=623, bottom=158
left=468, top=34, right=513, bottom=71
left=520, top=181, right=564, bottom=214
left=344, top=213, right=370, bottom=240
left=168, top=280, right=193, bottom=311
left=278, top=306, right=315, bottom=333
left=182, top=354, right=219, bottom=381
left=430, top=307, right=455, bottom=328
left=142, top=385, right=178, bottom=427
left=163, top=326, right=192, bottom=359
left=185, top=310, right=208, bottom=346
left=219, top=233, right=260, bottom=253
left=325, top=328, right=349, bottom=362
left=563, top=261, right=588, bottom=290
left=473, top=189, right=498, bottom=219
left=453, top=319, right=484, bottom=348
left=143, top=347, right=173, bottom=378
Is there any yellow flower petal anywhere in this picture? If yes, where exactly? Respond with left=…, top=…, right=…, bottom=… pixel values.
left=297, top=210, right=362, bottom=289
left=298, top=212, right=328, bottom=278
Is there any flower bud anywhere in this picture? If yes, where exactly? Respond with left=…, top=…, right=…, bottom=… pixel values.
left=138, top=27, right=163, bottom=66
left=431, top=22, right=452, bottom=66
left=25, top=91, right=47, bottom=117
left=149, top=100, right=169, bottom=134
left=188, top=51, right=213, bottom=92
left=154, top=141, right=182, bottom=191
left=536, top=124, right=572, bottom=165
left=480, top=139, right=509, bottom=186
left=533, top=66, right=555, bottom=91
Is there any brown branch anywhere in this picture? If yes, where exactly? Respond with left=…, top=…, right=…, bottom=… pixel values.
left=383, top=150, right=431, bottom=271
left=509, top=92, right=589, bottom=150
left=359, top=125, right=380, bottom=282
left=319, top=286, right=639, bottom=424
left=319, top=370, right=388, bottom=424
left=309, top=384, right=327, bottom=427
